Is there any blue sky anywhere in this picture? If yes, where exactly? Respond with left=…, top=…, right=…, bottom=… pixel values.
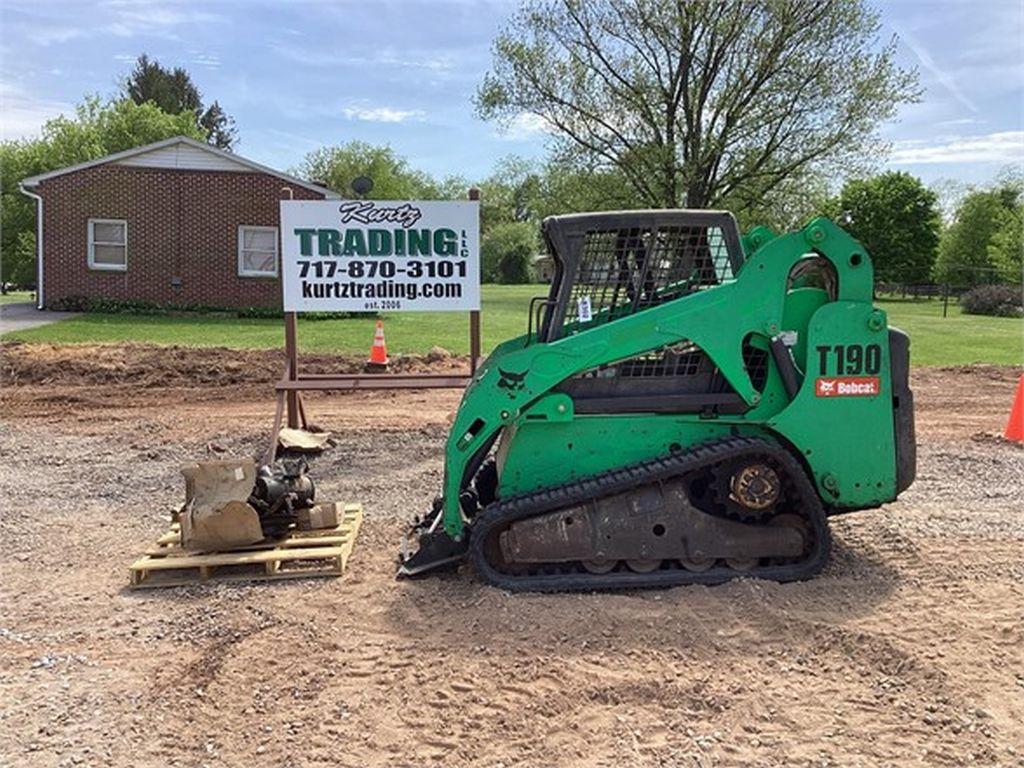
left=1, top=0, right=1021, bottom=191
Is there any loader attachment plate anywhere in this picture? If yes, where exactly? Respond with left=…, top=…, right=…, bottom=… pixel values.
left=397, top=524, right=468, bottom=577
left=180, top=460, right=264, bottom=550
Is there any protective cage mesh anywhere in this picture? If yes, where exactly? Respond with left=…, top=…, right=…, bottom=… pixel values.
left=742, top=341, right=770, bottom=391
left=565, top=224, right=735, bottom=333
left=578, top=341, right=708, bottom=380
left=576, top=338, right=770, bottom=390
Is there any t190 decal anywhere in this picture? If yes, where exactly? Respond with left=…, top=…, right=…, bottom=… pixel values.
left=816, top=344, right=882, bottom=376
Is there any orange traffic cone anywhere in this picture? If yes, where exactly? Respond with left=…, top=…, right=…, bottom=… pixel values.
left=1005, top=374, right=1024, bottom=442
left=367, top=319, right=389, bottom=370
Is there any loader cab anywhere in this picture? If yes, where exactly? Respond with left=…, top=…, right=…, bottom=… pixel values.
left=535, top=210, right=746, bottom=342
left=527, top=210, right=753, bottom=416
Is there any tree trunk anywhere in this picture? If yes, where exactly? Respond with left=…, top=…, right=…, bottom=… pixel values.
left=685, top=183, right=708, bottom=209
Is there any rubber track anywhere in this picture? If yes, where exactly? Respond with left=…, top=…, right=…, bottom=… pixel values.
left=469, top=436, right=832, bottom=592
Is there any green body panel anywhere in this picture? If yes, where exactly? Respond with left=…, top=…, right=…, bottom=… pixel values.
left=499, top=301, right=896, bottom=508
left=780, top=287, right=829, bottom=368
left=441, top=218, right=896, bottom=538
left=769, top=301, right=897, bottom=507
left=496, top=417, right=762, bottom=494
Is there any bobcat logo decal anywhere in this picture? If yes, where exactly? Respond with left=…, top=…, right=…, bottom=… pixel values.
left=497, top=368, right=528, bottom=398
left=815, top=376, right=880, bottom=397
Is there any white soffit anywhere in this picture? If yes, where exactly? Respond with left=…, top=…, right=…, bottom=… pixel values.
left=118, top=142, right=249, bottom=172
left=20, top=136, right=339, bottom=197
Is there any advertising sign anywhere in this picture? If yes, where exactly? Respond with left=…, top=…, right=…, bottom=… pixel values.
left=280, top=199, right=480, bottom=312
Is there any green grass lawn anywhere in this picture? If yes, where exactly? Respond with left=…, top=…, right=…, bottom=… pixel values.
left=2, top=286, right=1020, bottom=366
left=0, top=291, right=34, bottom=305
left=1, top=285, right=541, bottom=356
left=877, top=297, right=1021, bottom=366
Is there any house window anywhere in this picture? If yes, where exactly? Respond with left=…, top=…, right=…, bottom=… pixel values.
left=238, top=226, right=279, bottom=277
left=88, top=219, right=127, bottom=271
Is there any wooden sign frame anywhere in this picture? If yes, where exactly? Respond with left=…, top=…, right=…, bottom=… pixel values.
left=275, top=188, right=481, bottom=430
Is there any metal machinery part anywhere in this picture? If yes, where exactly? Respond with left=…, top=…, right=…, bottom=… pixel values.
left=249, top=457, right=316, bottom=538
left=469, top=437, right=828, bottom=591
left=730, top=463, right=781, bottom=510
left=497, top=472, right=800, bottom=568
left=398, top=211, right=916, bottom=590
left=707, top=459, right=783, bottom=522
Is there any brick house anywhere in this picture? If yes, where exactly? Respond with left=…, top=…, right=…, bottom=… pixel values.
left=19, top=136, right=338, bottom=311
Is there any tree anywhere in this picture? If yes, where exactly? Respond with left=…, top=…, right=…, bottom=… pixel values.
left=988, top=167, right=1024, bottom=284
left=481, top=221, right=537, bottom=283
left=1, top=96, right=204, bottom=288
left=196, top=102, right=236, bottom=150
left=477, top=155, right=543, bottom=232
left=0, top=139, right=46, bottom=288
left=935, top=184, right=1021, bottom=285
left=533, top=152, right=644, bottom=220
left=122, top=54, right=237, bottom=149
left=833, top=172, right=940, bottom=284
left=477, top=0, right=919, bottom=211
left=478, top=152, right=644, bottom=235
left=294, top=142, right=450, bottom=200
left=988, top=202, right=1023, bottom=284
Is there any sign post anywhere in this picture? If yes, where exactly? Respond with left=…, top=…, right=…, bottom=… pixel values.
left=276, top=188, right=482, bottom=430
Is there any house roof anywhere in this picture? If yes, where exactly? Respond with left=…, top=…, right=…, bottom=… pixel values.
left=20, top=135, right=339, bottom=198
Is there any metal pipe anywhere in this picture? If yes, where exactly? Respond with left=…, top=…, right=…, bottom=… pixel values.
left=17, top=184, right=44, bottom=309
left=284, top=314, right=299, bottom=427
left=275, top=375, right=471, bottom=391
left=281, top=185, right=298, bottom=426
left=468, top=186, right=481, bottom=374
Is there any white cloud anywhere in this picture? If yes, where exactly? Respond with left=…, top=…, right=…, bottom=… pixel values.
left=943, top=2, right=1024, bottom=91
left=99, top=1, right=223, bottom=39
left=342, top=106, right=425, bottom=123
left=0, top=82, right=72, bottom=141
left=272, top=43, right=456, bottom=74
left=889, top=131, right=1024, bottom=165
left=897, top=29, right=979, bottom=115
left=191, top=51, right=221, bottom=70
left=498, top=112, right=551, bottom=141
left=375, top=52, right=454, bottom=72
left=29, top=26, right=84, bottom=46
left=936, top=117, right=988, bottom=127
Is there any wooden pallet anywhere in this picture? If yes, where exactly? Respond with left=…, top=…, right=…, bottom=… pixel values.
left=128, top=502, right=362, bottom=589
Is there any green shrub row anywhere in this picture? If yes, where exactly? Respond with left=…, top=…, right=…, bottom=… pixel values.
left=959, top=284, right=1023, bottom=318
left=49, top=295, right=358, bottom=320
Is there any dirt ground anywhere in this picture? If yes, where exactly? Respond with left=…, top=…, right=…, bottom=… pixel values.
left=1, top=342, right=1022, bottom=768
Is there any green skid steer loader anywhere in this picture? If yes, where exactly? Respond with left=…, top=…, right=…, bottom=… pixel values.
left=399, top=210, right=916, bottom=591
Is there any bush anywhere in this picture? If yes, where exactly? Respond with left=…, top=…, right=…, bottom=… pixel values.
left=481, top=221, right=536, bottom=284
left=49, top=295, right=360, bottom=320
left=51, top=295, right=98, bottom=312
left=51, top=296, right=205, bottom=314
left=960, top=284, right=1023, bottom=317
